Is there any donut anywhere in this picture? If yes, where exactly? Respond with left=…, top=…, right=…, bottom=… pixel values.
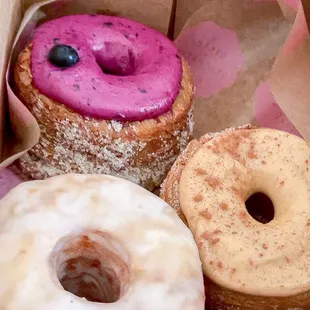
left=14, top=14, right=194, bottom=190
left=0, top=174, right=205, bottom=309
left=161, top=126, right=310, bottom=309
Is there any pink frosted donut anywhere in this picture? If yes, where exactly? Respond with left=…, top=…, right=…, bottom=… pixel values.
left=14, top=15, right=194, bottom=190
left=31, top=15, right=182, bottom=121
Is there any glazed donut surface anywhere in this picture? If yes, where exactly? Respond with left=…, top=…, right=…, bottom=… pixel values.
left=162, top=128, right=310, bottom=298
left=0, top=174, right=204, bottom=309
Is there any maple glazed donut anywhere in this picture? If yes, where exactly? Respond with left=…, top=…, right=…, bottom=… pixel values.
left=0, top=174, right=205, bottom=309
left=161, top=126, right=310, bottom=310
left=14, top=14, right=194, bottom=190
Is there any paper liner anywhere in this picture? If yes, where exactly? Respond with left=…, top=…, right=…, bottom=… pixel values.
left=254, top=81, right=301, bottom=136
left=22, top=0, right=174, bottom=35
left=175, top=0, right=291, bottom=138
left=2, top=0, right=56, bottom=168
left=270, top=1, right=310, bottom=141
left=278, top=0, right=299, bottom=20
left=0, top=0, right=24, bottom=163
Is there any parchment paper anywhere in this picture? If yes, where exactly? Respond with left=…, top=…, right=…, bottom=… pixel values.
left=270, top=1, right=310, bottom=140
left=175, top=0, right=291, bottom=138
left=0, top=0, right=23, bottom=163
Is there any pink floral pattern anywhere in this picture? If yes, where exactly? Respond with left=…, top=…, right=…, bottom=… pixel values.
left=175, top=21, right=245, bottom=98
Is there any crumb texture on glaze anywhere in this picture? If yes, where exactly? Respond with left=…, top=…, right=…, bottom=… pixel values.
left=0, top=174, right=204, bottom=310
left=31, top=15, right=182, bottom=121
left=14, top=45, right=194, bottom=190
left=178, top=128, right=310, bottom=297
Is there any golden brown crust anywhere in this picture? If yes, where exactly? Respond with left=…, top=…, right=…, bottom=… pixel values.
left=161, top=125, right=310, bottom=310
left=204, top=277, right=310, bottom=310
left=13, top=45, right=194, bottom=190
left=160, top=138, right=202, bottom=224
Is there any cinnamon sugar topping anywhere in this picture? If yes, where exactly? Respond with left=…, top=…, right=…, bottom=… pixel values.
left=193, top=193, right=203, bottom=202
left=248, top=142, right=257, bottom=159
left=219, top=202, right=228, bottom=210
left=211, top=238, right=220, bottom=245
left=195, top=168, right=207, bottom=176
left=239, top=211, right=248, bottom=220
left=201, top=232, right=212, bottom=240
left=204, top=176, right=221, bottom=189
left=213, top=229, right=222, bottom=234
left=199, top=210, right=212, bottom=220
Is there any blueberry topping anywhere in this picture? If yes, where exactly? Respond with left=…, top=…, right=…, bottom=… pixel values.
left=48, top=44, right=79, bottom=68
left=104, top=22, right=113, bottom=27
left=73, top=84, right=80, bottom=91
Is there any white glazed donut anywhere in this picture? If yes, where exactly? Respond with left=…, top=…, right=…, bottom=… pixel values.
left=0, top=174, right=205, bottom=310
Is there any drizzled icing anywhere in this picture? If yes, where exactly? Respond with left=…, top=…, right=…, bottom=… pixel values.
left=179, top=128, right=310, bottom=297
left=31, top=15, right=182, bottom=121
left=0, top=174, right=204, bottom=309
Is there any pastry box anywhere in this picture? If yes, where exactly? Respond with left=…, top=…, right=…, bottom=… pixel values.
left=0, top=0, right=310, bottom=309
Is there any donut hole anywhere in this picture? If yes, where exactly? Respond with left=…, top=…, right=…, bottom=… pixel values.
left=93, top=42, right=136, bottom=76
left=245, top=192, right=275, bottom=224
left=52, top=230, right=130, bottom=303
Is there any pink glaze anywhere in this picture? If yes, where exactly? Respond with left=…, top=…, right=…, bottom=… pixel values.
left=0, top=169, right=22, bottom=200
left=254, top=81, right=301, bottom=136
left=175, top=21, right=245, bottom=98
left=31, top=15, right=182, bottom=121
